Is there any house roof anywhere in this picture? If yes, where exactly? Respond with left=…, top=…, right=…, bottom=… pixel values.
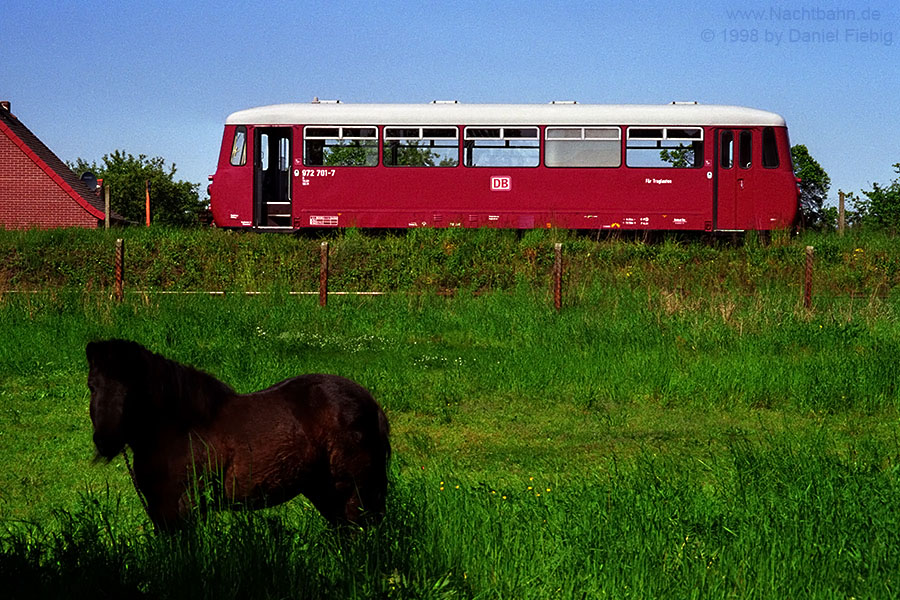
left=0, top=102, right=119, bottom=222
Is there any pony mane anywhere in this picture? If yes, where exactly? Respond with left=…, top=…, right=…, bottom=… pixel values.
left=88, top=339, right=235, bottom=427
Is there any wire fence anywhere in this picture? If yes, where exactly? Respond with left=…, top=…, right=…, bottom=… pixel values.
left=3, top=239, right=822, bottom=312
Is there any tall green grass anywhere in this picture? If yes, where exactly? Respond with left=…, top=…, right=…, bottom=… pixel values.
left=3, top=430, right=898, bottom=598
left=3, top=229, right=900, bottom=597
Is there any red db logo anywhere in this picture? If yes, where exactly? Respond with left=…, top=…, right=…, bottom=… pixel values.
left=490, top=176, right=511, bottom=191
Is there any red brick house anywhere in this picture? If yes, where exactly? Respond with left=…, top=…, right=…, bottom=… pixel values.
left=0, top=101, right=113, bottom=229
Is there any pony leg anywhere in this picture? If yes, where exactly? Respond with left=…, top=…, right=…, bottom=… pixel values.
left=349, top=472, right=388, bottom=525
left=140, top=482, right=192, bottom=531
left=332, top=463, right=388, bottom=526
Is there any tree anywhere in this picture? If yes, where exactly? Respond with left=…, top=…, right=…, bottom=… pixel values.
left=383, top=140, right=458, bottom=167
left=791, top=145, right=831, bottom=229
left=851, top=163, right=900, bottom=231
left=70, top=151, right=205, bottom=226
left=659, top=143, right=700, bottom=168
left=321, top=141, right=378, bottom=167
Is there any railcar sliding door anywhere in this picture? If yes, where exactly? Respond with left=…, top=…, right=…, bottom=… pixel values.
left=715, top=128, right=756, bottom=230
left=254, top=127, right=293, bottom=229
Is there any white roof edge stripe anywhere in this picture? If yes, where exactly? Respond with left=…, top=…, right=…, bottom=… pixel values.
left=225, top=103, right=786, bottom=127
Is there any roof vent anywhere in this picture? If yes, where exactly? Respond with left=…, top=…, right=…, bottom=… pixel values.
left=671, top=101, right=699, bottom=105
left=431, top=100, right=459, bottom=104
left=550, top=100, right=578, bottom=104
left=311, top=97, right=341, bottom=104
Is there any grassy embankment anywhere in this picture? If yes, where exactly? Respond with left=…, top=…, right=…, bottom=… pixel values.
left=1, top=227, right=900, bottom=598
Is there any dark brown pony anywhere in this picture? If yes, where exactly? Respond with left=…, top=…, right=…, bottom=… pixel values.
left=86, top=339, right=390, bottom=529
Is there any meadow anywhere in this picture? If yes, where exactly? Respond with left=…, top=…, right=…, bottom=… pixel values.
left=1, top=228, right=900, bottom=598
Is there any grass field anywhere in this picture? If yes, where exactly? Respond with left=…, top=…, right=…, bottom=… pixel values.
left=2, top=229, right=900, bottom=598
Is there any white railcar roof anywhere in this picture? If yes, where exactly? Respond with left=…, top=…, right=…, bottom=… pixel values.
left=225, top=102, right=786, bottom=127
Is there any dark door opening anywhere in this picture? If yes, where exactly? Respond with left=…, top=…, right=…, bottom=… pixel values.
left=254, top=127, right=292, bottom=228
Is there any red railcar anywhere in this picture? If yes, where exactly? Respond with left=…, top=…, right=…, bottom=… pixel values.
left=209, top=101, right=799, bottom=232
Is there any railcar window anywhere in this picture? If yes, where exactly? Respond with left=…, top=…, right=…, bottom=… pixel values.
left=230, top=126, right=247, bottom=166
left=260, top=133, right=270, bottom=171
left=626, top=127, right=704, bottom=168
left=279, top=137, right=290, bottom=172
left=666, top=128, right=702, bottom=139
left=384, top=127, right=459, bottom=167
left=545, top=127, right=621, bottom=167
left=547, top=128, right=582, bottom=139
left=721, top=131, right=734, bottom=169
left=464, top=127, right=539, bottom=167
left=628, top=128, right=664, bottom=139
left=739, top=130, right=752, bottom=169
left=304, top=126, right=378, bottom=167
left=762, top=127, right=779, bottom=168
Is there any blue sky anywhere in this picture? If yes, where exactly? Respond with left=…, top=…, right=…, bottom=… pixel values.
left=2, top=0, right=898, bottom=204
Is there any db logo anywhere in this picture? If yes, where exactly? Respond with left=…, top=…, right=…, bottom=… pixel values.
left=490, top=176, right=511, bottom=191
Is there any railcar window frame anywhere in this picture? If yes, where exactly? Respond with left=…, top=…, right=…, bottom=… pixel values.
left=625, top=126, right=705, bottom=169
left=762, top=127, right=780, bottom=168
left=230, top=126, right=247, bottom=166
left=383, top=126, right=460, bottom=167
left=303, top=125, right=379, bottom=167
left=544, top=126, right=622, bottom=168
left=278, top=137, right=290, bottom=172
left=739, top=130, right=752, bottom=169
left=721, top=131, right=734, bottom=169
left=259, top=133, right=270, bottom=171
left=463, top=126, right=540, bottom=168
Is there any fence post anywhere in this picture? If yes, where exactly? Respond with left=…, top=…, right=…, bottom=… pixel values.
left=319, top=241, right=329, bottom=307
left=804, top=245, right=814, bottom=310
left=838, top=191, right=845, bottom=236
left=114, top=238, right=124, bottom=302
left=553, top=242, right=563, bottom=311
left=104, top=185, right=110, bottom=230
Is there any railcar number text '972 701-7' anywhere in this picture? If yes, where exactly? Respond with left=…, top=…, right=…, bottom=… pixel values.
left=208, top=100, right=800, bottom=232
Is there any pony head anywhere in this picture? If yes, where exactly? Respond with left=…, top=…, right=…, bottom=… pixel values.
left=86, top=339, right=144, bottom=460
